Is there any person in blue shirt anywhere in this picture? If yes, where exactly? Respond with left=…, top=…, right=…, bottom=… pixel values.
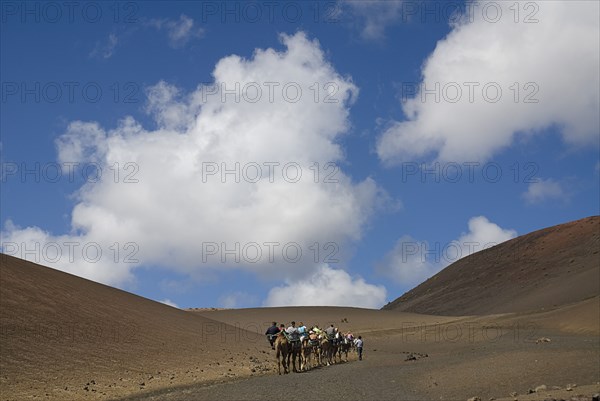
left=297, top=321, right=307, bottom=343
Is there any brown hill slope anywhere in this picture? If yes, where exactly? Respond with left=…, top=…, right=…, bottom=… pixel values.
left=383, top=216, right=600, bottom=315
left=126, top=298, right=600, bottom=401
left=0, top=254, right=270, bottom=401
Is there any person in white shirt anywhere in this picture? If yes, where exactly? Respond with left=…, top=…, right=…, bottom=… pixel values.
left=354, top=336, right=364, bottom=360
left=286, top=321, right=299, bottom=341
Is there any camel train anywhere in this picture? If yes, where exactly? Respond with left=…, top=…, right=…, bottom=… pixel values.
left=270, top=323, right=357, bottom=375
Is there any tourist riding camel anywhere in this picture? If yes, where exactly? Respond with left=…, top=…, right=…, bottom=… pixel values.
left=325, top=324, right=336, bottom=339
left=265, top=321, right=280, bottom=350
left=297, top=321, right=307, bottom=343
left=286, top=321, right=298, bottom=337
left=271, top=320, right=360, bottom=373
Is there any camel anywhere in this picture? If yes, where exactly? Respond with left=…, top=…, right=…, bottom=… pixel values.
left=330, top=332, right=342, bottom=364
left=274, top=332, right=289, bottom=375
left=308, top=333, right=320, bottom=368
left=339, top=334, right=352, bottom=362
left=287, top=338, right=302, bottom=373
left=312, top=340, right=321, bottom=365
left=319, top=334, right=333, bottom=366
left=300, top=338, right=313, bottom=371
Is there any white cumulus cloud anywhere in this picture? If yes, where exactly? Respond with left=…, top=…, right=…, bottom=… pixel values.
left=377, top=0, right=599, bottom=164
left=263, top=265, right=387, bottom=309
left=456, top=216, right=517, bottom=255
left=1, top=32, right=385, bottom=309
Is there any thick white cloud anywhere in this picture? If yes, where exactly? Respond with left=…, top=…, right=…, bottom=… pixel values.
left=378, top=216, right=516, bottom=287
left=378, top=1, right=599, bottom=164
left=456, top=216, right=517, bottom=254
left=522, top=178, right=567, bottom=204
left=263, top=265, right=387, bottom=309
left=1, top=33, right=384, bottom=306
left=1, top=220, right=137, bottom=285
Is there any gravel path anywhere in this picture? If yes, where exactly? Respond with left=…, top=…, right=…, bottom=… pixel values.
left=113, top=353, right=421, bottom=401
left=111, top=331, right=600, bottom=401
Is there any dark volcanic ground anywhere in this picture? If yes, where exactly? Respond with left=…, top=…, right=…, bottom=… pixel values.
left=115, top=325, right=599, bottom=401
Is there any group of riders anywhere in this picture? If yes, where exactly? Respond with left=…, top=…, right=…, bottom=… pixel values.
left=264, top=321, right=364, bottom=374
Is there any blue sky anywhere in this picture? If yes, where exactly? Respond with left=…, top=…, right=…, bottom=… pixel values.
left=1, top=1, right=599, bottom=309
